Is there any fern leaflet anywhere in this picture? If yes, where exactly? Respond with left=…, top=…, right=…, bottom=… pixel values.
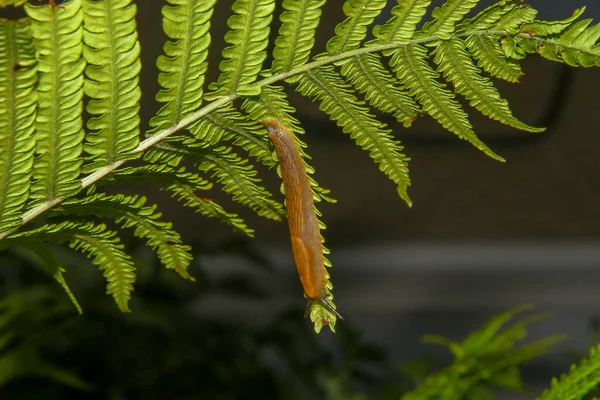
left=297, top=66, right=412, bottom=205
left=26, top=0, right=85, bottom=204
left=82, top=0, right=141, bottom=172
left=389, top=44, right=504, bottom=161
left=434, top=38, right=543, bottom=132
left=56, top=193, right=194, bottom=280
left=150, top=0, right=216, bottom=132
left=272, top=0, right=324, bottom=74
left=209, top=0, right=274, bottom=96
left=108, top=165, right=254, bottom=236
left=145, top=139, right=285, bottom=220
left=9, top=221, right=135, bottom=312
left=0, top=19, right=37, bottom=232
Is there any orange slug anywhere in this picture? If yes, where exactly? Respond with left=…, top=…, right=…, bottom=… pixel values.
left=264, top=119, right=343, bottom=321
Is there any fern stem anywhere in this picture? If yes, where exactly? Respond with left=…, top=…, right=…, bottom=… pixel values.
left=0, top=30, right=546, bottom=240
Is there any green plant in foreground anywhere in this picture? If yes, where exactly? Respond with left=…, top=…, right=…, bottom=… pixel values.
left=0, top=0, right=599, bottom=333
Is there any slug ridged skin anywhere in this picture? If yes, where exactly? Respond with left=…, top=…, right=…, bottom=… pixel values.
left=264, top=119, right=342, bottom=320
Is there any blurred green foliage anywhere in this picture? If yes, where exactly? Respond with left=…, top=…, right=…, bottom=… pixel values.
left=0, top=238, right=581, bottom=400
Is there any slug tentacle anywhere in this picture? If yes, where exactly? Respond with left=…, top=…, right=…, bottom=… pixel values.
left=264, top=119, right=343, bottom=323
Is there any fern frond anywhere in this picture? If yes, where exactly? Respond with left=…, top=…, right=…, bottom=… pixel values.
left=327, top=0, right=387, bottom=55
left=209, top=0, right=274, bottom=96
left=371, top=0, right=430, bottom=48
left=82, top=0, right=141, bottom=173
left=271, top=0, right=324, bottom=74
left=434, top=38, right=543, bottom=132
left=16, top=240, right=82, bottom=314
left=168, top=183, right=254, bottom=237
left=26, top=0, right=85, bottom=204
left=464, top=35, right=523, bottom=83
left=341, top=54, right=420, bottom=127
left=192, top=104, right=274, bottom=167
left=521, top=8, right=586, bottom=37
left=491, top=3, right=537, bottom=33
left=421, top=0, right=479, bottom=40
left=456, top=1, right=537, bottom=73
left=327, top=0, right=419, bottom=126
left=538, top=344, right=600, bottom=400
left=56, top=193, right=194, bottom=280
left=9, top=221, right=135, bottom=312
left=297, top=66, right=412, bottom=205
left=146, top=140, right=285, bottom=220
left=0, top=19, right=37, bottom=232
left=150, top=0, right=216, bottom=132
left=108, top=165, right=253, bottom=236
left=458, top=0, right=520, bottom=31
left=389, top=44, right=504, bottom=162
left=242, top=85, right=335, bottom=204
left=522, top=18, right=600, bottom=68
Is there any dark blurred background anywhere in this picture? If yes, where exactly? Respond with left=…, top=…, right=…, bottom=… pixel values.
left=2, top=0, right=600, bottom=399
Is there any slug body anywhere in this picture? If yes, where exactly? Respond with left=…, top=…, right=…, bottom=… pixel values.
left=265, top=119, right=342, bottom=320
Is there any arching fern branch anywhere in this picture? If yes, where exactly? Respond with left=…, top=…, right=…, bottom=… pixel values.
left=1, top=0, right=600, bottom=333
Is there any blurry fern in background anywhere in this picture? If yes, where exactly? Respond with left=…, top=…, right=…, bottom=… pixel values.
left=0, top=1, right=599, bottom=389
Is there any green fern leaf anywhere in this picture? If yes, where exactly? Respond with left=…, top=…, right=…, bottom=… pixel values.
left=26, top=0, right=85, bottom=204
left=108, top=165, right=254, bottom=236
left=150, top=0, right=216, bottom=132
left=82, top=0, right=141, bottom=173
left=168, top=183, right=254, bottom=237
left=327, top=0, right=419, bottom=126
left=421, top=0, right=479, bottom=41
left=57, top=193, right=194, bottom=280
left=272, top=0, right=325, bottom=74
left=327, top=0, right=388, bottom=55
left=434, top=37, right=543, bottom=132
left=521, top=8, right=585, bottom=36
left=458, top=0, right=520, bottom=31
left=297, top=66, right=412, bottom=205
left=538, top=344, right=600, bottom=400
left=457, top=2, right=530, bottom=82
left=389, top=44, right=504, bottom=162
left=0, top=19, right=37, bottom=232
left=209, top=0, right=274, bottom=95
left=9, top=221, right=135, bottom=312
left=146, top=140, right=285, bottom=220
left=532, top=19, right=600, bottom=67
left=464, top=35, right=523, bottom=83
left=242, top=85, right=336, bottom=204
left=405, top=306, right=562, bottom=400
left=371, top=0, right=431, bottom=49
left=16, top=240, right=82, bottom=314
left=341, top=54, right=420, bottom=127
left=192, top=104, right=274, bottom=167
